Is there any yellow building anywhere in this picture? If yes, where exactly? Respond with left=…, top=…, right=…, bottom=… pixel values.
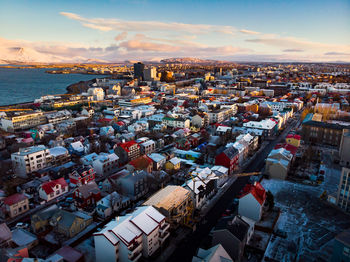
left=286, top=134, right=301, bottom=147
left=165, top=157, right=181, bottom=171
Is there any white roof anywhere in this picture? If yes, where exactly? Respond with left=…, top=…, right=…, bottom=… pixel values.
left=70, top=141, right=84, bottom=152
left=131, top=206, right=164, bottom=235
left=216, top=126, right=232, bottom=132
left=49, top=146, right=68, bottom=157
left=148, top=153, right=166, bottom=163
left=211, top=165, right=228, bottom=174
left=169, top=157, right=181, bottom=165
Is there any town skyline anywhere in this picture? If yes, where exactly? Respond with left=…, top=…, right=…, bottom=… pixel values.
left=1, top=0, right=349, bottom=63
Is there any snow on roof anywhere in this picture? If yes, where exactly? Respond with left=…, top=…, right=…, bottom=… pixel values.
left=211, top=165, right=229, bottom=174
left=184, top=179, right=206, bottom=195
left=140, top=140, right=155, bottom=147
left=169, top=157, right=181, bottom=165
left=49, top=146, right=68, bottom=157
left=147, top=153, right=166, bottom=163
left=70, top=141, right=84, bottom=152
left=216, top=126, right=232, bottom=132
left=131, top=207, right=162, bottom=235
left=143, top=186, right=190, bottom=211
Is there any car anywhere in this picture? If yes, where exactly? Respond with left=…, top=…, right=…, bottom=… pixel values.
left=16, top=222, right=29, bottom=229
left=66, top=197, right=74, bottom=203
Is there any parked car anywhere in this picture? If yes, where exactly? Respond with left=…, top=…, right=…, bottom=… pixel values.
left=16, top=222, right=29, bottom=229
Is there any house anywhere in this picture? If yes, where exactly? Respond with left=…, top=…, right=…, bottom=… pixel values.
left=94, top=206, right=170, bottom=262
left=96, top=191, right=124, bottom=219
left=69, top=166, right=96, bottom=187
left=286, top=134, right=301, bottom=147
left=192, top=244, right=233, bottom=262
left=139, top=140, right=156, bottom=155
left=265, top=148, right=293, bottom=180
left=147, top=153, right=166, bottom=171
left=238, top=182, right=266, bottom=221
left=143, top=186, right=193, bottom=228
left=49, top=146, right=71, bottom=166
left=68, top=141, right=85, bottom=156
left=215, top=146, right=239, bottom=175
left=331, top=229, right=350, bottom=262
left=210, top=165, right=229, bottom=187
left=191, top=113, right=209, bottom=128
left=0, top=193, right=29, bottom=219
left=38, top=177, right=69, bottom=202
left=73, top=181, right=101, bottom=209
left=115, top=140, right=140, bottom=165
left=91, top=152, right=119, bottom=177
left=212, top=216, right=252, bottom=262
left=165, top=157, right=181, bottom=172
left=127, top=155, right=153, bottom=173
left=116, top=170, right=149, bottom=201
left=52, top=210, right=93, bottom=238
left=51, top=246, right=84, bottom=262
left=0, top=223, right=12, bottom=247
left=31, top=204, right=59, bottom=233
left=11, top=228, right=38, bottom=250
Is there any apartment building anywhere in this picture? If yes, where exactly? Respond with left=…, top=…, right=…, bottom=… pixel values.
left=0, top=112, right=47, bottom=132
left=115, top=141, right=140, bottom=164
left=45, top=110, right=72, bottom=124
left=208, top=107, right=234, bottom=124
left=143, top=186, right=193, bottom=227
left=162, top=116, right=190, bottom=129
left=92, top=153, right=119, bottom=176
left=336, top=167, right=350, bottom=213
left=94, top=206, right=170, bottom=262
left=139, top=140, right=156, bottom=155
left=11, top=145, right=52, bottom=178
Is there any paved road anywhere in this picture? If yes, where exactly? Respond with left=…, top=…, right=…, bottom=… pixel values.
left=168, top=118, right=300, bottom=262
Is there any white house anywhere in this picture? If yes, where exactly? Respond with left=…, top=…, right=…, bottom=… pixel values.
left=92, top=153, right=119, bottom=177
left=88, top=87, right=105, bottom=101
left=38, top=178, right=69, bottom=202
left=96, top=192, right=123, bottom=219
left=238, top=182, right=266, bottom=222
left=94, top=206, right=170, bottom=262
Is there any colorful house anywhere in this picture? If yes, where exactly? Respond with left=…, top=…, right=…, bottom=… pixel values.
left=238, top=182, right=266, bottom=221
left=286, top=134, right=301, bottom=147
left=73, top=181, right=101, bottom=209
left=215, top=147, right=239, bottom=175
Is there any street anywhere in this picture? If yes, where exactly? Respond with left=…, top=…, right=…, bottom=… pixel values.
left=168, top=117, right=300, bottom=262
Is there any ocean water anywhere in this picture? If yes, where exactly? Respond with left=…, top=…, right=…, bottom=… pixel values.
left=0, top=68, right=103, bottom=106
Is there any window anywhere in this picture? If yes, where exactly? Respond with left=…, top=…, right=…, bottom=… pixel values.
left=50, top=192, right=54, bottom=197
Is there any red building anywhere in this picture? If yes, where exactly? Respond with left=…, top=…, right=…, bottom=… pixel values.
left=128, top=155, right=153, bottom=173
left=215, top=147, right=239, bottom=175
left=69, top=166, right=96, bottom=186
left=115, top=140, right=140, bottom=165
left=73, top=181, right=101, bottom=209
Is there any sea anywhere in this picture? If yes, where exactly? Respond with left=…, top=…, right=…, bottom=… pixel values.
left=0, top=67, right=104, bottom=106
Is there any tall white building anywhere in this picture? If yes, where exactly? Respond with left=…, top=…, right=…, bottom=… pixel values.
left=11, top=145, right=52, bottom=178
left=94, top=206, right=170, bottom=262
left=144, top=67, right=157, bottom=81
left=87, top=87, right=105, bottom=101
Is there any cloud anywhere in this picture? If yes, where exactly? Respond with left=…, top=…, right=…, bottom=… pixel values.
left=283, top=49, right=304, bottom=52
left=246, top=36, right=350, bottom=53
left=324, top=52, right=350, bottom=56
left=60, top=11, right=237, bottom=35
left=240, top=29, right=260, bottom=35
left=114, top=31, right=128, bottom=41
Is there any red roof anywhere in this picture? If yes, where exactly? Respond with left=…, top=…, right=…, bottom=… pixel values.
left=41, top=178, right=68, bottom=195
left=274, top=143, right=298, bottom=155
left=3, top=193, right=27, bottom=206
left=119, top=140, right=139, bottom=153
left=239, top=182, right=266, bottom=205
left=129, top=155, right=153, bottom=170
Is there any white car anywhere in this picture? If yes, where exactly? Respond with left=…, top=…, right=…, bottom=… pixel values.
left=15, top=222, right=29, bottom=229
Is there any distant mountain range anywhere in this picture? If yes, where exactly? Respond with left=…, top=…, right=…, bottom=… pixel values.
left=0, top=46, right=109, bottom=64
left=160, top=57, right=231, bottom=64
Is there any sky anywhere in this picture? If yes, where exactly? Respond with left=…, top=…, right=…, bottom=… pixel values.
left=0, top=0, right=349, bottom=62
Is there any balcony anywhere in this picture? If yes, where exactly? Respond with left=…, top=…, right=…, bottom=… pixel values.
left=128, top=249, right=142, bottom=262
left=159, top=231, right=170, bottom=244
left=159, top=222, right=170, bottom=234
left=128, top=242, right=142, bottom=257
